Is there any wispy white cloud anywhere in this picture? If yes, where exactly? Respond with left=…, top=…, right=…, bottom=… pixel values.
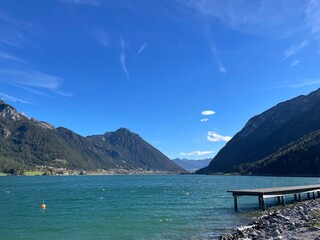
left=201, top=110, right=215, bottom=116
left=119, top=38, right=130, bottom=82
left=287, top=79, right=320, bottom=88
left=207, top=131, right=232, bottom=142
left=92, top=28, right=108, bottom=48
left=200, top=118, right=208, bottom=122
left=219, top=65, right=226, bottom=74
left=59, top=0, right=101, bottom=7
left=0, top=10, right=40, bottom=48
left=180, top=150, right=214, bottom=156
left=291, top=59, right=301, bottom=67
left=0, top=51, right=25, bottom=63
left=0, top=12, right=26, bottom=47
left=210, top=42, right=226, bottom=74
left=282, top=41, right=308, bottom=61
left=179, top=0, right=305, bottom=37
left=0, top=92, right=31, bottom=104
left=0, top=69, right=70, bottom=96
left=0, top=69, right=61, bottom=90
left=305, top=0, right=320, bottom=51
left=137, top=42, right=148, bottom=56
left=18, top=86, right=55, bottom=98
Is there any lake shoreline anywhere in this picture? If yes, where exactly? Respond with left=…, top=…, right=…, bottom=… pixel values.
left=0, top=166, right=183, bottom=176
left=219, top=199, right=320, bottom=240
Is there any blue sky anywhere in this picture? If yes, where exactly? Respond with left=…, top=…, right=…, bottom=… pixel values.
left=1, top=0, right=320, bottom=160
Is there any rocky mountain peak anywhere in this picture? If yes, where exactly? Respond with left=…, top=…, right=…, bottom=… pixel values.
left=31, top=118, right=55, bottom=130
left=0, top=102, right=22, bottom=121
left=114, top=127, right=133, bottom=134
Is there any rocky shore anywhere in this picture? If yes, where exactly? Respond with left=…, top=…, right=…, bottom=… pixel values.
left=219, top=200, right=320, bottom=240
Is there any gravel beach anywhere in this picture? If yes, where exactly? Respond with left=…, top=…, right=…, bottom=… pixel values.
left=219, top=200, right=320, bottom=240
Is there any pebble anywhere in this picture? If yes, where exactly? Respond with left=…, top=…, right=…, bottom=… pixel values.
left=219, top=199, right=320, bottom=240
left=270, top=229, right=281, bottom=237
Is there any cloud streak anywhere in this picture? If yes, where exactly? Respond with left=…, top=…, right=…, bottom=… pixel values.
left=201, top=110, right=215, bottom=116
left=119, top=38, right=130, bottom=82
left=210, top=43, right=226, bottom=74
left=0, top=69, right=61, bottom=90
left=200, top=118, right=208, bottom=122
left=291, top=59, right=301, bottom=67
left=287, top=79, right=320, bottom=88
left=137, top=42, right=148, bottom=56
left=207, top=131, right=232, bottom=142
left=0, top=68, right=70, bottom=96
left=282, top=41, right=308, bottom=61
left=92, top=28, right=108, bottom=48
left=0, top=51, right=26, bottom=63
left=0, top=92, right=31, bottom=104
left=180, top=150, right=214, bottom=156
left=59, top=0, right=101, bottom=6
left=0, top=10, right=40, bottom=48
left=180, top=0, right=305, bottom=37
left=218, top=65, right=226, bottom=74
left=305, top=0, right=320, bottom=51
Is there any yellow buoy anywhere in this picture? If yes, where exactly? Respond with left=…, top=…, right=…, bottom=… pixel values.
left=40, top=202, right=46, bottom=209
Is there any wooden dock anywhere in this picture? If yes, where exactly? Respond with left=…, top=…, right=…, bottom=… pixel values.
left=228, top=184, right=320, bottom=211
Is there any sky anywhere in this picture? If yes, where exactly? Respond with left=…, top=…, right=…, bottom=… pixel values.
left=0, top=0, right=320, bottom=160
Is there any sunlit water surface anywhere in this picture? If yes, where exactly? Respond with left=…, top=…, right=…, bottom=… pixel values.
left=1, top=175, right=320, bottom=239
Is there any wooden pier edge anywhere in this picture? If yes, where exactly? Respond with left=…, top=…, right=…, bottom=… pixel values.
left=228, top=184, right=320, bottom=211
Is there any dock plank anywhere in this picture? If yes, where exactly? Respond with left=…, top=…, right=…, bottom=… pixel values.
left=228, top=184, right=320, bottom=210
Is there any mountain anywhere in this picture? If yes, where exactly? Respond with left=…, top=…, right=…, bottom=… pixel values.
left=87, top=128, right=184, bottom=172
left=237, top=130, right=320, bottom=176
left=0, top=100, right=183, bottom=174
left=172, top=158, right=211, bottom=172
left=197, top=88, right=320, bottom=175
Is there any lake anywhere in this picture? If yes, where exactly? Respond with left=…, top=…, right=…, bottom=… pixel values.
left=1, top=175, right=320, bottom=239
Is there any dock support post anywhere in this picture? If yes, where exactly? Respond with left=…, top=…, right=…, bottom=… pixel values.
left=313, top=192, right=316, bottom=200
left=233, top=194, right=238, bottom=211
left=308, top=193, right=311, bottom=199
left=318, top=191, right=320, bottom=198
left=281, top=196, right=285, bottom=206
left=261, top=197, right=266, bottom=211
left=298, top=193, right=302, bottom=202
left=277, top=196, right=281, bottom=204
left=259, top=195, right=266, bottom=211
left=294, top=194, right=297, bottom=201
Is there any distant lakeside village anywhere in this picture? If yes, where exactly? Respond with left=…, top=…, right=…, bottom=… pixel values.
left=0, top=165, right=181, bottom=176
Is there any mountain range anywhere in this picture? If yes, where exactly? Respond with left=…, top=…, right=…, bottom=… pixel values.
left=0, top=100, right=183, bottom=174
left=197, top=88, right=320, bottom=176
left=172, top=158, right=211, bottom=172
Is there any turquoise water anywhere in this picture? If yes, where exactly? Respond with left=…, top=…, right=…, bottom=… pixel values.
left=1, top=175, right=320, bottom=239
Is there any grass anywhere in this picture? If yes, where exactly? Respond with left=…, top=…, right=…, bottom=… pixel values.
left=24, top=171, right=45, bottom=176
left=0, top=172, right=7, bottom=176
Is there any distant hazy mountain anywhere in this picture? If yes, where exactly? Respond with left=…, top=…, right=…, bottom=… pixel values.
left=172, top=158, right=211, bottom=172
left=197, top=88, right=320, bottom=176
left=0, top=100, right=183, bottom=174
